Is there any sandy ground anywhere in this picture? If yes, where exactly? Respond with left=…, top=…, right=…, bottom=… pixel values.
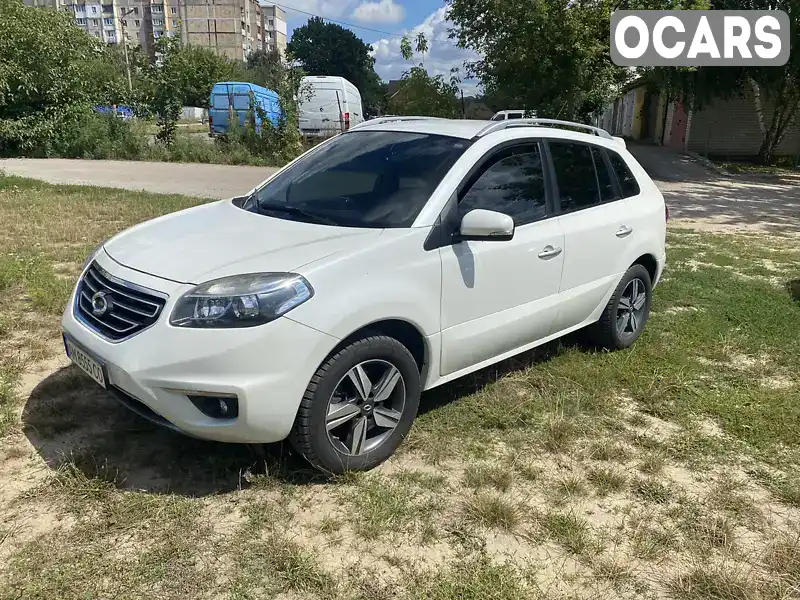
left=627, top=143, right=800, bottom=235
left=3, top=147, right=799, bottom=234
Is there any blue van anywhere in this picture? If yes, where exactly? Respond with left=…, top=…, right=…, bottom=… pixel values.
left=208, top=82, right=282, bottom=136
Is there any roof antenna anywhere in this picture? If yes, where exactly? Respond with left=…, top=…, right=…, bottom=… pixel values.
left=554, top=100, right=568, bottom=122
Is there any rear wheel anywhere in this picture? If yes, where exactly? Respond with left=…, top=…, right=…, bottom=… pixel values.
left=590, top=264, right=652, bottom=350
left=290, top=334, right=421, bottom=473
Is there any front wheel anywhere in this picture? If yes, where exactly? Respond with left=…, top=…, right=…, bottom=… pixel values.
left=290, top=334, right=421, bottom=473
left=590, top=264, right=652, bottom=350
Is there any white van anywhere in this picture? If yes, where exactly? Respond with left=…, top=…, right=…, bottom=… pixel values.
left=490, top=109, right=537, bottom=121
left=299, top=76, right=364, bottom=137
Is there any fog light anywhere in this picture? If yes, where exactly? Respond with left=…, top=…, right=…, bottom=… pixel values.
left=188, top=394, right=239, bottom=419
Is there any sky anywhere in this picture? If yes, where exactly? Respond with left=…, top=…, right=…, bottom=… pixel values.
left=277, top=0, right=481, bottom=94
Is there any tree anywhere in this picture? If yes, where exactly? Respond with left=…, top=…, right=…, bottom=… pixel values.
left=647, top=0, right=799, bottom=164
left=246, top=49, right=284, bottom=90
left=0, top=0, right=107, bottom=154
left=446, top=0, right=637, bottom=121
left=388, top=33, right=461, bottom=118
left=287, top=17, right=384, bottom=113
left=167, top=43, right=244, bottom=108
left=147, top=34, right=185, bottom=145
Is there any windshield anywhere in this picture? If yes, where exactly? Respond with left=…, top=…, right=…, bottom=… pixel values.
left=243, top=131, right=470, bottom=228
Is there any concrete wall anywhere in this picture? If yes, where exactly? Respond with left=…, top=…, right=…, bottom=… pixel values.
left=687, top=85, right=800, bottom=158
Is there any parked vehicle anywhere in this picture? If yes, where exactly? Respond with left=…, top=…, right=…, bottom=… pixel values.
left=491, top=110, right=536, bottom=121
left=95, top=105, right=134, bottom=120
left=208, top=82, right=282, bottom=137
left=62, top=117, right=667, bottom=474
left=299, top=75, right=364, bottom=136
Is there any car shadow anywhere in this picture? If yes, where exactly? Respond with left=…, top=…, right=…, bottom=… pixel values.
left=418, top=335, right=575, bottom=417
left=788, top=279, right=800, bottom=303
left=22, top=366, right=326, bottom=496
left=22, top=335, right=585, bottom=496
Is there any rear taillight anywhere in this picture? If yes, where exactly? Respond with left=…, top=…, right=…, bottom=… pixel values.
left=344, top=112, right=350, bottom=130
left=665, top=204, right=670, bottom=221
left=208, top=115, right=213, bottom=125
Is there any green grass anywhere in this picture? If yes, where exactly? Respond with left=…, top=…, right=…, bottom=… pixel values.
left=637, top=452, right=667, bottom=475
left=667, top=567, right=755, bottom=600
left=630, top=477, right=673, bottom=504
left=539, top=511, right=598, bottom=556
left=403, top=555, right=530, bottom=600
left=2, top=178, right=800, bottom=598
left=713, top=159, right=800, bottom=176
left=463, top=493, right=520, bottom=531
left=338, top=473, right=441, bottom=540
left=586, top=466, right=628, bottom=496
left=463, top=463, right=513, bottom=492
left=629, top=521, right=677, bottom=560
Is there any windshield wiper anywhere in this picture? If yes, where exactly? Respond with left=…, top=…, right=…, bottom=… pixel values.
left=257, top=203, right=340, bottom=226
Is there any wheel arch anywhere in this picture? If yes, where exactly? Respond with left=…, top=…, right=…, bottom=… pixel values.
left=325, top=318, right=430, bottom=381
left=632, top=253, right=658, bottom=283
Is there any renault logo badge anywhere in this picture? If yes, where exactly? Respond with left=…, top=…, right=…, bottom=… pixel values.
left=90, top=291, right=112, bottom=317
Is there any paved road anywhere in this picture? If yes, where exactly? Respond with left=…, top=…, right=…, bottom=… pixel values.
left=0, top=158, right=278, bottom=199
left=627, top=142, right=800, bottom=234
left=3, top=150, right=798, bottom=234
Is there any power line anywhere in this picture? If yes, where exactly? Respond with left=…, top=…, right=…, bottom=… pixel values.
left=272, top=2, right=405, bottom=38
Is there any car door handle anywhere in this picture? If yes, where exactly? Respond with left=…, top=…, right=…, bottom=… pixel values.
left=615, top=225, right=633, bottom=238
left=538, top=245, right=563, bottom=259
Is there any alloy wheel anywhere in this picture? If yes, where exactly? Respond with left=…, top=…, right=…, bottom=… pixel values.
left=616, top=277, right=647, bottom=337
left=325, top=359, right=406, bottom=456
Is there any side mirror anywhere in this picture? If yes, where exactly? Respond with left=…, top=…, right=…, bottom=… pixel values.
left=456, top=209, right=515, bottom=242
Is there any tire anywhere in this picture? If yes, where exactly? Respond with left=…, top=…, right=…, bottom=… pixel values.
left=590, top=264, right=652, bottom=350
left=289, top=333, right=421, bottom=474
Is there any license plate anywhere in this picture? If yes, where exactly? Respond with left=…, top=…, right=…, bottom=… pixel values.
left=65, top=336, right=106, bottom=388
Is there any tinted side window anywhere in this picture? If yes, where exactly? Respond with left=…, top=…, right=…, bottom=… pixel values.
left=592, top=147, right=618, bottom=202
left=459, top=145, right=547, bottom=226
left=549, top=142, right=600, bottom=213
left=608, top=151, right=641, bottom=197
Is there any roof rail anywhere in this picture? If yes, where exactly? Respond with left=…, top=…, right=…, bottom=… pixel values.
left=474, top=118, right=614, bottom=141
left=349, top=116, right=444, bottom=131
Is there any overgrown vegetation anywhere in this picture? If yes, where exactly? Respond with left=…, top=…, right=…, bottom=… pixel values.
left=0, top=0, right=306, bottom=166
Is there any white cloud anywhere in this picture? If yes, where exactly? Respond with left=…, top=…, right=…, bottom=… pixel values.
left=352, top=0, right=405, bottom=24
left=275, top=0, right=354, bottom=20
left=370, top=7, right=480, bottom=94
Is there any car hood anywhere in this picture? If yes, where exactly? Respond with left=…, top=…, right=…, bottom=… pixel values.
left=103, top=200, right=381, bottom=284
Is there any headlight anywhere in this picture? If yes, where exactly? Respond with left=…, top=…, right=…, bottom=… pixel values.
left=169, top=273, right=314, bottom=328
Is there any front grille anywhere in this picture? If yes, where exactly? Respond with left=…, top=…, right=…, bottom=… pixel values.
left=75, top=262, right=167, bottom=341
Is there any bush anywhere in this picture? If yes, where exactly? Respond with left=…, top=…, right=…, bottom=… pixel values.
left=59, top=113, right=151, bottom=160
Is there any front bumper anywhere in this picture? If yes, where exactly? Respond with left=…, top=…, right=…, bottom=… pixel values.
left=61, top=251, right=339, bottom=444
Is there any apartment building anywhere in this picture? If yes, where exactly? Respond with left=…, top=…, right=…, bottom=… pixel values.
left=25, top=0, right=283, bottom=61
left=25, top=0, right=178, bottom=49
left=176, top=0, right=263, bottom=60
left=261, top=4, right=287, bottom=56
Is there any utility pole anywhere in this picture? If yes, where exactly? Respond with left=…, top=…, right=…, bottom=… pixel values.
left=120, top=7, right=137, bottom=95
left=461, top=89, right=465, bottom=119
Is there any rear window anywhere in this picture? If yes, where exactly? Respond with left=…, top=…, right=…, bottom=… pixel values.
left=608, top=151, right=641, bottom=197
left=232, top=94, right=251, bottom=110
left=211, top=94, right=229, bottom=109
left=248, top=131, right=470, bottom=228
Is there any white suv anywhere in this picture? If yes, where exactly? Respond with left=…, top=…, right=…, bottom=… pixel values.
left=61, top=117, right=666, bottom=473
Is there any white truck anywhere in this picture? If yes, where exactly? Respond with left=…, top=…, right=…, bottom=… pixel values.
left=299, top=75, right=364, bottom=137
